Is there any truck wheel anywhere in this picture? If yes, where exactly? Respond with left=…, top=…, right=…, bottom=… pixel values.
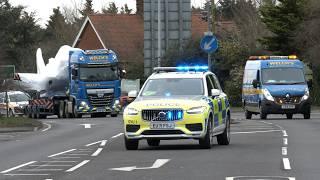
left=217, top=114, right=230, bottom=145
left=286, top=114, right=293, bottom=119
left=199, top=116, right=212, bottom=149
left=64, top=101, right=71, bottom=118
left=147, top=139, right=160, bottom=147
left=245, top=109, right=252, bottom=119
left=304, top=112, right=310, bottom=119
left=36, top=108, right=40, bottom=119
left=111, top=113, right=118, bottom=117
left=58, top=101, right=65, bottom=118
left=125, top=136, right=139, bottom=150
left=260, top=108, right=267, bottom=120
left=31, top=108, right=36, bottom=119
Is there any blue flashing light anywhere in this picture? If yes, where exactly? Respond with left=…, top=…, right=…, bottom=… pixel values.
left=177, top=111, right=182, bottom=119
left=167, top=111, right=173, bottom=120
left=165, top=92, right=171, bottom=97
left=176, top=65, right=208, bottom=72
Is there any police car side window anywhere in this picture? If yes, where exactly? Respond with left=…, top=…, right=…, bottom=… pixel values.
left=206, top=76, right=214, bottom=96
left=212, top=75, right=222, bottom=90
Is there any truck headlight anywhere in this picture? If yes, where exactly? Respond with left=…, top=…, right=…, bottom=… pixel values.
left=263, top=89, right=274, bottom=101
left=126, top=108, right=138, bottom=115
left=80, top=101, right=88, bottom=107
left=187, top=106, right=206, bottom=114
left=302, top=88, right=309, bottom=100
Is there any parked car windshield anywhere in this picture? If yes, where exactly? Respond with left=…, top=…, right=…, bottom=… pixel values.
left=9, top=93, right=29, bottom=102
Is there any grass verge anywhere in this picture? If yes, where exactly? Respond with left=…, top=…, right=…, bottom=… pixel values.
left=0, top=117, right=42, bottom=128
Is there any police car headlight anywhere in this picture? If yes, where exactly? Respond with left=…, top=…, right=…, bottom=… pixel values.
left=187, top=106, right=206, bottom=114
left=302, top=88, right=309, bottom=100
left=126, top=108, right=138, bottom=115
left=263, top=89, right=274, bottom=101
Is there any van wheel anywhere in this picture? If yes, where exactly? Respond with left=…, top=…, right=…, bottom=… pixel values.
left=125, top=136, right=139, bottom=150
left=286, top=114, right=293, bottom=119
left=245, top=109, right=252, bottom=119
left=217, top=114, right=230, bottom=145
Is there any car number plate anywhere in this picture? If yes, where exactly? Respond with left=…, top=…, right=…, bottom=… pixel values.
left=281, top=104, right=295, bottom=109
left=96, top=108, right=106, bottom=112
left=150, top=122, right=175, bottom=129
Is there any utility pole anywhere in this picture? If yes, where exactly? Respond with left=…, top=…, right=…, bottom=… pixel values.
left=157, top=0, right=161, bottom=67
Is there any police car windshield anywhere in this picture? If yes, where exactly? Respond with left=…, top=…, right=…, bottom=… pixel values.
left=262, top=68, right=305, bottom=85
left=79, top=66, right=118, bottom=82
left=141, top=78, right=204, bottom=97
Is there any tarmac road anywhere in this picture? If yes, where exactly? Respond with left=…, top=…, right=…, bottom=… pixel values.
left=0, top=111, right=319, bottom=180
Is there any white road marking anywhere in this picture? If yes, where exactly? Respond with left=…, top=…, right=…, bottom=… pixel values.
left=29, top=165, right=72, bottom=167
left=231, top=130, right=282, bottom=134
left=91, top=148, right=103, bottom=156
left=110, top=159, right=170, bottom=172
left=52, top=157, right=81, bottom=159
left=4, top=173, right=50, bottom=176
left=41, top=161, right=77, bottom=163
left=261, top=121, right=273, bottom=125
left=283, top=130, right=288, bottom=137
left=282, top=147, right=288, bottom=156
left=48, top=149, right=76, bottom=158
left=66, top=154, right=88, bottom=156
left=1, top=161, right=37, bottom=173
left=45, top=179, right=53, bottom=180
left=85, top=140, right=106, bottom=147
left=100, top=140, right=107, bottom=146
left=19, top=169, right=63, bottom=171
left=225, top=177, right=295, bottom=180
left=42, top=123, right=52, bottom=132
left=111, top=133, right=124, bottom=139
left=80, top=124, right=94, bottom=129
left=283, top=158, right=292, bottom=170
left=66, top=160, right=90, bottom=172
left=283, top=138, right=288, bottom=145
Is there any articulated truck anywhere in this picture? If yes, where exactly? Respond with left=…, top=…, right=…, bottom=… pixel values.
left=26, top=49, right=123, bottom=118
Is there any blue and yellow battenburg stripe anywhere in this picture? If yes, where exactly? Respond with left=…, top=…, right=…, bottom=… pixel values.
left=208, top=97, right=229, bottom=127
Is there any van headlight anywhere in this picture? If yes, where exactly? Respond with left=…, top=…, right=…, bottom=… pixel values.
left=302, top=88, right=309, bottom=100
left=263, top=89, right=274, bottom=101
left=187, top=106, right=206, bottom=114
left=126, top=108, right=138, bottom=115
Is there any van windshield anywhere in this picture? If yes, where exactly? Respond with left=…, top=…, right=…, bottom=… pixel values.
left=262, top=68, right=306, bottom=85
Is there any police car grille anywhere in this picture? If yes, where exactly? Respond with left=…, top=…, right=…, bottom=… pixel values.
left=142, top=109, right=183, bottom=121
left=275, top=96, right=302, bottom=104
left=88, top=93, right=114, bottom=107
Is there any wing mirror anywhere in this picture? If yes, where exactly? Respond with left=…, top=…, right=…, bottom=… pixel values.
left=211, top=89, right=221, bottom=97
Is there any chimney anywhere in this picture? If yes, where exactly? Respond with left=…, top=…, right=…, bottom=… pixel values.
left=136, top=0, right=143, bottom=16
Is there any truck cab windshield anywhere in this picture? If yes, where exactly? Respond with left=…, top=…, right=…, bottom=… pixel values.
left=79, top=66, right=119, bottom=82
left=262, top=68, right=306, bottom=85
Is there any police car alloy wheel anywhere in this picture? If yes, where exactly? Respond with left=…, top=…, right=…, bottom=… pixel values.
left=125, top=136, right=139, bottom=150
left=199, top=116, right=213, bottom=149
left=217, top=114, right=230, bottom=145
left=245, top=109, right=252, bottom=119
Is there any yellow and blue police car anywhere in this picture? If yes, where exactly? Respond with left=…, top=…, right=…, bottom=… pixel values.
left=123, top=66, right=231, bottom=150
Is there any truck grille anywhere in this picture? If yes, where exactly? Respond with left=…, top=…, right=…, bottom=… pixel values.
left=142, top=109, right=183, bottom=121
left=274, top=96, right=302, bottom=104
left=88, top=93, right=114, bottom=107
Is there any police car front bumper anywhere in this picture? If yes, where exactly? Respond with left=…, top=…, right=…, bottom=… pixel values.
left=125, top=131, right=206, bottom=140
left=261, top=98, right=311, bottom=114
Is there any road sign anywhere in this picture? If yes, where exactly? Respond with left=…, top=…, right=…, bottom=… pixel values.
left=0, top=65, right=15, bottom=79
left=200, top=34, right=218, bottom=54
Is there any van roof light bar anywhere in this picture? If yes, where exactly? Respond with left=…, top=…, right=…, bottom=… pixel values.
left=249, top=55, right=298, bottom=60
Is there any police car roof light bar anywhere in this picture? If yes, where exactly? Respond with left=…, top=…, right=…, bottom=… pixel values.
left=153, top=66, right=208, bottom=73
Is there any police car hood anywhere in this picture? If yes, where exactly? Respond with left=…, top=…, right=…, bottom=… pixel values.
left=265, top=84, right=307, bottom=96
left=129, top=96, right=208, bottom=110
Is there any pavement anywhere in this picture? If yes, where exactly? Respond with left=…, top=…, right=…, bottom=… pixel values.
left=0, top=112, right=319, bottom=180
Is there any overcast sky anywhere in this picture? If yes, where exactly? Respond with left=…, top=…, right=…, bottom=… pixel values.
left=9, top=0, right=206, bottom=27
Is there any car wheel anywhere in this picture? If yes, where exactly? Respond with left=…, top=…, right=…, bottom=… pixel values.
left=245, top=109, right=252, bottom=119
left=147, top=139, right=160, bottom=147
left=125, top=136, right=139, bottom=150
left=286, top=114, right=293, bottom=119
left=199, top=117, right=212, bottom=149
left=111, top=113, right=118, bottom=117
left=217, top=114, right=230, bottom=145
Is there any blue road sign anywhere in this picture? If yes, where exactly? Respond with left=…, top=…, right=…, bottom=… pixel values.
left=200, top=35, right=218, bottom=53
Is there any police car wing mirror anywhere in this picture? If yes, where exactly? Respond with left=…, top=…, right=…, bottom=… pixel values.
left=128, top=90, right=138, bottom=98
left=252, top=79, right=260, bottom=88
left=211, top=89, right=221, bottom=97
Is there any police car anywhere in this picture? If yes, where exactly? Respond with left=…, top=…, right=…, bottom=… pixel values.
left=123, top=66, right=231, bottom=150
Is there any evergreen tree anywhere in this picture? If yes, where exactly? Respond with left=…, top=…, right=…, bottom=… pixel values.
left=80, top=0, right=94, bottom=17
left=260, top=0, right=305, bottom=54
left=102, top=2, right=118, bottom=14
